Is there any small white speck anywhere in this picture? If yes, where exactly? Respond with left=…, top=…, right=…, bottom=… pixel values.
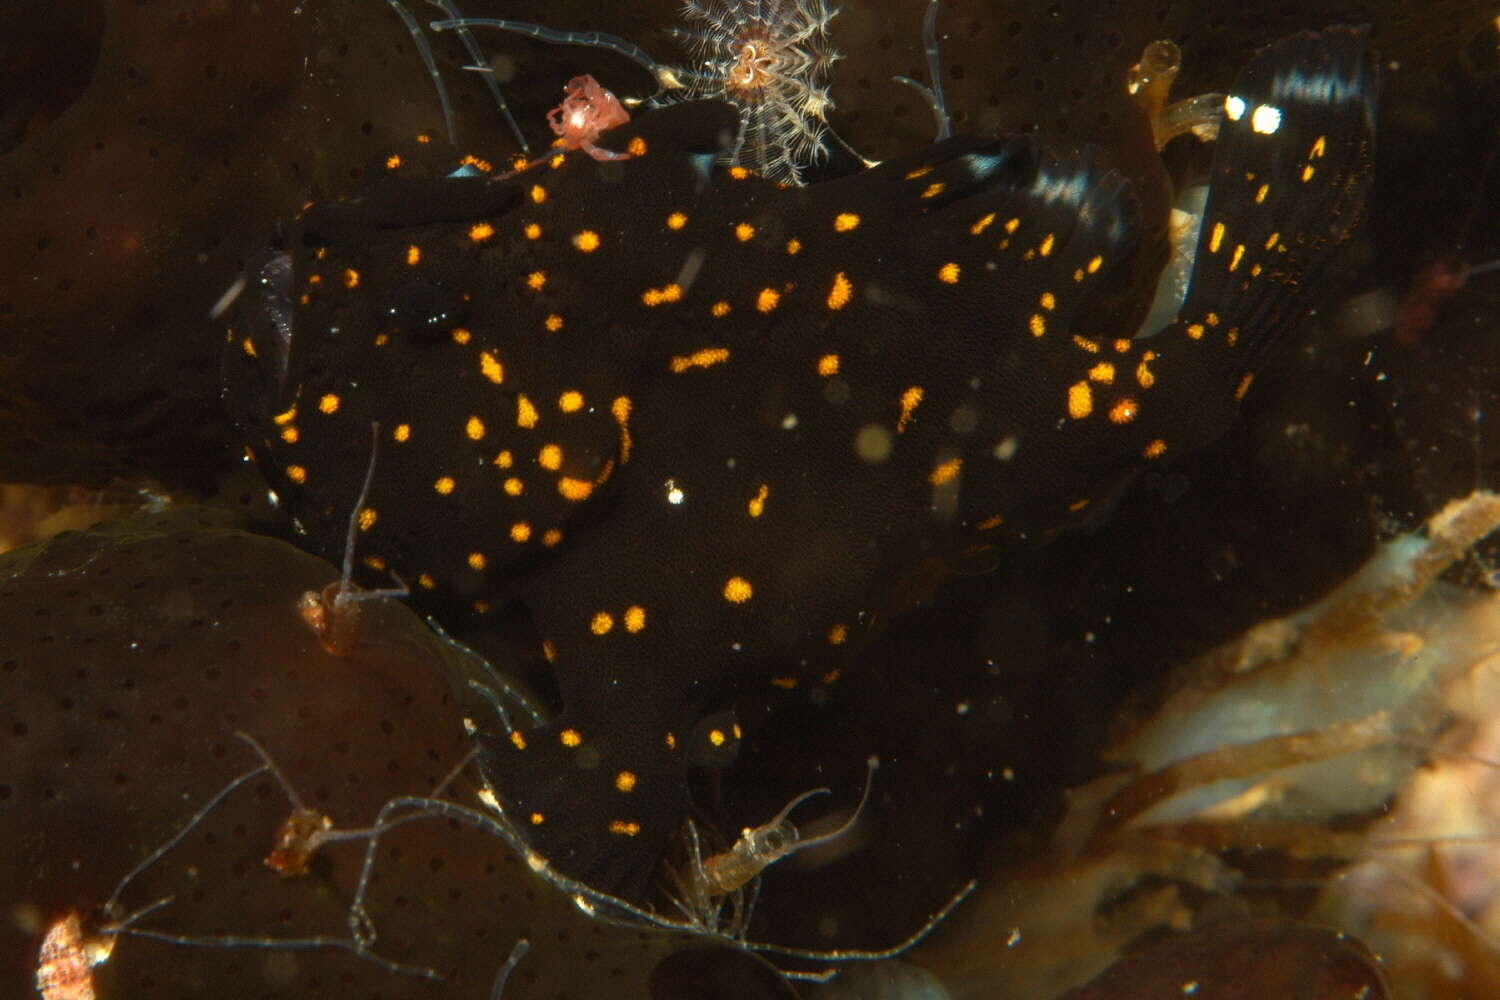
left=993, top=436, right=1018, bottom=461
left=781, top=412, right=799, bottom=430
left=1225, top=94, right=1246, bottom=121
left=955, top=700, right=972, bottom=715
left=665, top=479, right=685, bottom=504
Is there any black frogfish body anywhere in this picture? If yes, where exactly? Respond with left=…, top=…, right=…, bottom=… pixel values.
left=225, top=27, right=1378, bottom=901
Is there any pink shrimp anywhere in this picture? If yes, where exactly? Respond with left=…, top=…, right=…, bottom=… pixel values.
left=494, top=75, right=633, bottom=180
left=546, top=74, right=633, bottom=161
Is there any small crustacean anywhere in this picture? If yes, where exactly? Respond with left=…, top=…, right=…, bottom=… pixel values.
left=491, top=75, right=636, bottom=180
left=297, top=422, right=409, bottom=656
left=668, top=757, right=880, bottom=937
left=548, top=75, right=634, bottom=162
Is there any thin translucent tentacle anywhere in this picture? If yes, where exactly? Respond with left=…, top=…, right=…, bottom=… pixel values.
left=430, top=18, right=665, bottom=82
left=388, top=0, right=457, bottom=145
left=104, top=764, right=268, bottom=913
left=427, top=0, right=531, bottom=153
left=113, top=924, right=444, bottom=981
left=893, top=0, right=951, bottom=141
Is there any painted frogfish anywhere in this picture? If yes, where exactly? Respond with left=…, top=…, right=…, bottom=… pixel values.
left=224, top=27, right=1378, bottom=903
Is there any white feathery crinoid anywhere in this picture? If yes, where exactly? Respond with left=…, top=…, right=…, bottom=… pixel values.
left=671, top=0, right=842, bottom=184
left=424, top=0, right=847, bottom=185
